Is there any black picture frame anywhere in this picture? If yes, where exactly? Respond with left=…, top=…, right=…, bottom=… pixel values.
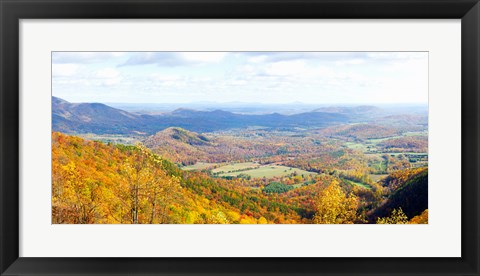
left=1, top=0, right=479, bottom=275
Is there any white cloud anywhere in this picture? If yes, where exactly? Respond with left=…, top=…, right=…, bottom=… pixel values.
left=149, top=74, right=183, bottom=88
left=52, top=64, right=80, bottom=77
left=247, top=55, right=268, bottom=63
left=121, top=52, right=228, bottom=67
left=95, top=68, right=122, bottom=86
left=150, top=74, right=181, bottom=82
left=96, top=68, right=120, bottom=79
left=53, top=52, right=126, bottom=64
left=102, top=78, right=121, bottom=86
left=264, top=60, right=307, bottom=76
left=53, top=52, right=428, bottom=104
left=366, top=52, right=426, bottom=61
left=335, top=58, right=365, bottom=66
left=179, top=52, right=227, bottom=63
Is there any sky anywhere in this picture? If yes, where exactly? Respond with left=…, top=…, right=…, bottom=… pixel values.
left=52, top=52, right=428, bottom=105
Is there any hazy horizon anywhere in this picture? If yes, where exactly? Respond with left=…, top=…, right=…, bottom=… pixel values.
left=55, top=96, right=428, bottom=106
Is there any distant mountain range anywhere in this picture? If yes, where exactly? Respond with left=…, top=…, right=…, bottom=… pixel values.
left=313, top=105, right=382, bottom=115
left=52, top=97, right=351, bottom=134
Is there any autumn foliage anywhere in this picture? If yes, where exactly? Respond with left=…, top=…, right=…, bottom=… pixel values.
left=53, top=132, right=304, bottom=223
left=52, top=132, right=427, bottom=224
left=313, top=180, right=360, bottom=224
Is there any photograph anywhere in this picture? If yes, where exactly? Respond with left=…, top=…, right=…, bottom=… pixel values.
left=51, top=51, right=428, bottom=224
left=3, top=0, right=478, bottom=273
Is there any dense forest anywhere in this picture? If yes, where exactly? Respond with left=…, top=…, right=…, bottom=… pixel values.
left=52, top=128, right=428, bottom=224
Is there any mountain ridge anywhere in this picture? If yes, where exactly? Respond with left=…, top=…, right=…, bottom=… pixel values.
left=52, top=97, right=350, bottom=134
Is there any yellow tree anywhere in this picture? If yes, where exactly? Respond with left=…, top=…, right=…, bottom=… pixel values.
left=55, top=162, right=102, bottom=223
left=120, top=143, right=183, bottom=224
left=313, top=180, right=359, bottom=224
left=377, top=208, right=409, bottom=224
left=409, top=209, right=428, bottom=224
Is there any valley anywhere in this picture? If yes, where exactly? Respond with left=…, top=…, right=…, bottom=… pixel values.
left=51, top=97, right=428, bottom=224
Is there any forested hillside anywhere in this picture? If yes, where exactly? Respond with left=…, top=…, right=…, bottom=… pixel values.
left=52, top=132, right=428, bottom=224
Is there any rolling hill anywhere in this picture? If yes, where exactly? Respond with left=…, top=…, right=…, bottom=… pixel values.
left=143, top=127, right=283, bottom=165
left=368, top=168, right=428, bottom=222
left=52, top=97, right=146, bottom=134
left=52, top=97, right=350, bottom=134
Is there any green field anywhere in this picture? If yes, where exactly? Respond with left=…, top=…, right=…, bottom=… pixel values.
left=212, top=162, right=259, bottom=174
left=387, top=152, right=428, bottom=156
left=218, top=165, right=316, bottom=179
left=369, top=174, right=389, bottom=182
left=77, top=133, right=142, bottom=145
left=342, top=178, right=371, bottom=189
left=367, top=136, right=402, bottom=144
left=404, top=131, right=428, bottom=137
left=366, top=131, right=427, bottom=145
left=182, top=162, right=219, bottom=171
left=344, top=142, right=369, bottom=151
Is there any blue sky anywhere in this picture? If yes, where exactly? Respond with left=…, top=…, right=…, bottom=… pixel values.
left=52, top=52, right=428, bottom=104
